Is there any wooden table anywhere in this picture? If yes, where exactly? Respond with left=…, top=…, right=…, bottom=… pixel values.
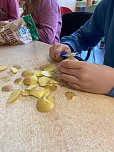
left=0, top=41, right=114, bottom=152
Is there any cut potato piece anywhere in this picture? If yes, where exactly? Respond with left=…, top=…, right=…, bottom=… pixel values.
left=14, top=77, right=23, bottom=84
left=26, top=83, right=39, bottom=90
left=2, top=85, right=13, bottom=92
left=39, top=64, right=56, bottom=72
left=47, top=94, right=55, bottom=104
left=23, top=75, right=38, bottom=86
left=21, top=90, right=30, bottom=96
left=10, top=67, right=19, bottom=74
left=33, top=70, right=42, bottom=77
left=0, top=77, right=10, bottom=82
left=7, top=89, right=21, bottom=103
left=21, top=69, right=33, bottom=77
left=0, top=65, right=7, bottom=71
left=65, top=91, right=76, bottom=101
left=30, top=87, right=44, bottom=99
left=36, top=96, right=55, bottom=112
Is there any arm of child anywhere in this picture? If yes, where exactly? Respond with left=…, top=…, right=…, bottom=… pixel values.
left=8, top=0, right=19, bottom=21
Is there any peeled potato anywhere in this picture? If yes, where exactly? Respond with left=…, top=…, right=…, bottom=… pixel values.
left=10, top=67, right=19, bottom=74
left=36, top=96, right=55, bottom=112
left=65, top=91, right=76, bottom=101
left=30, top=87, right=44, bottom=99
left=21, top=90, right=30, bottom=96
left=7, top=89, right=21, bottom=103
left=38, top=76, right=50, bottom=87
left=23, top=75, right=38, bottom=86
left=39, top=64, right=56, bottom=72
left=21, top=69, right=33, bottom=77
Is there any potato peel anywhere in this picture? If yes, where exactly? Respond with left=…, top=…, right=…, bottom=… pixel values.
left=10, top=67, right=19, bottom=74
left=7, top=89, right=21, bottom=103
left=0, top=65, right=7, bottom=71
left=36, top=96, right=55, bottom=112
left=23, top=76, right=38, bottom=86
left=65, top=91, right=76, bottom=101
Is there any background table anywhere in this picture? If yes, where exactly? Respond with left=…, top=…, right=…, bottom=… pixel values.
left=0, top=41, right=114, bottom=152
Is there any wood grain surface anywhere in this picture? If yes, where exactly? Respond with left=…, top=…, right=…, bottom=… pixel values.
left=0, top=41, right=114, bottom=152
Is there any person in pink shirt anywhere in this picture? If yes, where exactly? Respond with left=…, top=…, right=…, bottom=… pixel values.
left=22, top=0, right=62, bottom=44
left=0, top=0, right=19, bottom=25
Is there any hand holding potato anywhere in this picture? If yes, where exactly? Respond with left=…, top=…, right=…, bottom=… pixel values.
left=49, top=43, right=72, bottom=61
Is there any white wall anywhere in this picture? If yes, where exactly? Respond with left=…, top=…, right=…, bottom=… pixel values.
left=57, top=0, right=76, bottom=11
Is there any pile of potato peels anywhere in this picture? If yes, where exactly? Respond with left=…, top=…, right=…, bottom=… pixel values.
left=0, top=64, right=76, bottom=112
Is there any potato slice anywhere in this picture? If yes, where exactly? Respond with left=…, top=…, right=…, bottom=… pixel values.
left=21, top=69, right=33, bottom=77
left=26, top=83, right=39, bottom=90
left=7, top=89, right=21, bottom=103
left=23, top=75, right=38, bottom=86
left=30, top=87, right=44, bottom=99
left=47, top=94, right=55, bottom=104
left=65, top=91, right=76, bottom=101
left=14, top=77, right=23, bottom=84
left=38, top=76, right=50, bottom=87
left=33, top=70, right=43, bottom=77
left=39, top=64, right=56, bottom=72
left=0, top=77, right=10, bottom=82
left=1, top=85, right=13, bottom=92
left=36, top=96, right=55, bottom=112
left=10, top=67, right=19, bottom=74
left=21, top=90, right=30, bottom=96
left=0, top=65, right=7, bottom=71
left=41, top=71, right=53, bottom=77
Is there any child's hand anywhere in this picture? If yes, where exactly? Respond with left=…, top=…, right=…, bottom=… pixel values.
left=0, top=20, right=9, bottom=26
left=49, top=43, right=71, bottom=61
left=58, top=59, right=114, bottom=94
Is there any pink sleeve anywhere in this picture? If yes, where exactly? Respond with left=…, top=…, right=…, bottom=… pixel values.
left=37, top=0, right=61, bottom=44
left=8, top=0, right=19, bottom=21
